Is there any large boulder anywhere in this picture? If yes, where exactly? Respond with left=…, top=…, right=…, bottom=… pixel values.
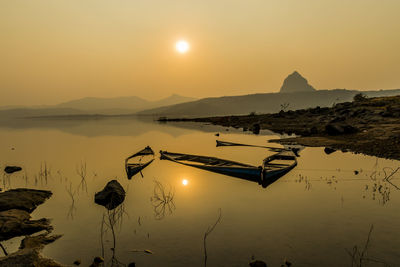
left=95, top=180, right=125, bottom=210
left=280, top=71, right=316, bottom=93
left=0, top=189, right=52, bottom=213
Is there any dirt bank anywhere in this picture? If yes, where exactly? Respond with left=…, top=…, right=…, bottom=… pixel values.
left=162, top=95, right=400, bottom=160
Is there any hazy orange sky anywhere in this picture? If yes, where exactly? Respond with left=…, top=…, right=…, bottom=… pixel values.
left=1, top=0, right=399, bottom=106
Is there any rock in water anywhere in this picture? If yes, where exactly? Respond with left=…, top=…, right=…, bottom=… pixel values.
left=324, top=147, right=337, bottom=155
left=280, top=71, right=316, bottom=93
left=95, top=180, right=125, bottom=210
left=0, top=189, right=52, bottom=213
left=4, top=166, right=22, bottom=174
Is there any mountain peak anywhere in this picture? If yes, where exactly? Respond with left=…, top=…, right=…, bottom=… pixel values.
left=280, top=71, right=316, bottom=93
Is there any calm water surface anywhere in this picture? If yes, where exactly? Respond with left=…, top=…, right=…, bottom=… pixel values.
left=0, top=117, right=399, bottom=267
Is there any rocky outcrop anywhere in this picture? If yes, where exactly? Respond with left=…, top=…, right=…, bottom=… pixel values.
left=0, top=188, right=63, bottom=266
left=95, top=180, right=125, bottom=210
left=0, top=189, right=52, bottom=213
left=0, top=209, right=52, bottom=241
left=280, top=71, right=316, bottom=93
left=177, top=95, right=400, bottom=160
left=0, top=233, right=63, bottom=267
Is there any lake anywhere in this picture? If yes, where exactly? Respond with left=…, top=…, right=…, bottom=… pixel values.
left=0, top=117, right=399, bottom=267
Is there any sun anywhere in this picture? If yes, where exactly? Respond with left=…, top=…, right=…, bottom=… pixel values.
left=175, top=40, right=190, bottom=54
left=182, top=179, right=189, bottom=186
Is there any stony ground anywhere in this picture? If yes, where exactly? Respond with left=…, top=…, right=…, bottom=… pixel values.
left=163, top=95, right=400, bottom=160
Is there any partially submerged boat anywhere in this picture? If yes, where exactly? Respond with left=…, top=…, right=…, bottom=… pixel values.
left=160, top=151, right=262, bottom=180
left=125, top=146, right=155, bottom=179
left=159, top=150, right=297, bottom=187
left=262, top=150, right=297, bottom=186
left=216, top=140, right=285, bottom=152
left=216, top=140, right=303, bottom=157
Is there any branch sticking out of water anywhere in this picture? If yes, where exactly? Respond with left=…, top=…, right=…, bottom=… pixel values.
left=204, top=208, right=222, bottom=267
left=345, top=224, right=390, bottom=267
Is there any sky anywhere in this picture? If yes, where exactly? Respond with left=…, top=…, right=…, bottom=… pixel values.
left=1, top=0, right=400, bottom=106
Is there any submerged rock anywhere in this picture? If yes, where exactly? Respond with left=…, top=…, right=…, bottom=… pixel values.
left=89, top=256, right=104, bottom=267
left=249, top=260, right=267, bottom=267
left=95, top=180, right=125, bottom=210
left=0, top=189, right=52, bottom=213
left=4, top=166, right=22, bottom=174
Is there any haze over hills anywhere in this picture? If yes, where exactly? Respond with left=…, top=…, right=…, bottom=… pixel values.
left=1, top=72, right=400, bottom=119
left=57, top=94, right=196, bottom=114
left=0, top=94, right=196, bottom=118
left=138, top=72, right=400, bottom=117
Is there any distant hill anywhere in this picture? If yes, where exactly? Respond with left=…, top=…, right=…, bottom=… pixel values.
left=0, top=94, right=196, bottom=118
left=280, top=71, right=316, bottom=93
left=0, top=107, right=85, bottom=118
left=57, top=94, right=196, bottom=114
left=138, top=89, right=400, bottom=117
left=137, top=71, right=400, bottom=117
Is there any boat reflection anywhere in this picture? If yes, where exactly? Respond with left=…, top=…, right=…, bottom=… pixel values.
left=125, top=146, right=155, bottom=179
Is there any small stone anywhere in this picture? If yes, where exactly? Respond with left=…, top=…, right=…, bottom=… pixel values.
left=73, top=259, right=81, bottom=265
left=324, top=147, right=337, bottom=155
left=249, top=260, right=267, bottom=267
left=4, top=166, right=22, bottom=174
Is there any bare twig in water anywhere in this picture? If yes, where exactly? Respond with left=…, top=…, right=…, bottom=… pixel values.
left=383, top=167, right=400, bottom=190
left=204, top=208, right=222, bottom=267
left=345, top=225, right=390, bottom=267
left=100, top=204, right=126, bottom=266
left=150, top=180, right=176, bottom=220
left=39, top=161, right=51, bottom=184
left=66, top=182, right=77, bottom=220
left=76, top=161, right=87, bottom=193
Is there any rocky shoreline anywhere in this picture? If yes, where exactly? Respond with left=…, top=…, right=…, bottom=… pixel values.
left=0, top=188, right=63, bottom=266
left=160, top=94, right=400, bottom=160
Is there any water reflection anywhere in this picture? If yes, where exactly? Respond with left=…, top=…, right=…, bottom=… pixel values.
left=100, top=205, right=126, bottom=267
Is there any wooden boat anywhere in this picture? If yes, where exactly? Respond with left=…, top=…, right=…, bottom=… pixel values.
left=125, top=146, right=155, bottom=179
left=160, top=150, right=297, bottom=188
left=261, top=150, right=297, bottom=186
left=160, top=151, right=262, bottom=180
left=216, top=140, right=302, bottom=157
left=216, top=140, right=285, bottom=152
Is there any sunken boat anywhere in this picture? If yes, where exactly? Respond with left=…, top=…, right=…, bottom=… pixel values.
left=125, top=146, right=155, bottom=179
